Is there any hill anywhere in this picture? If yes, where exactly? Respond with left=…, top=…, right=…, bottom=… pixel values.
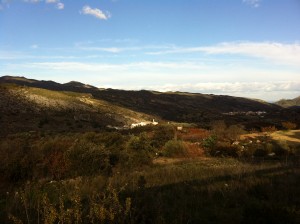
left=0, top=75, right=99, bottom=93
left=2, top=75, right=299, bottom=132
left=0, top=76, right=279, bottom=114
left=0, top=81, right=155, bottom=136
left=276, top=96, right=300, bottom=108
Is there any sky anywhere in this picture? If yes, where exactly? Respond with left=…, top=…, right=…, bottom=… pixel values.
left=0, top=0, right=299, bottom=101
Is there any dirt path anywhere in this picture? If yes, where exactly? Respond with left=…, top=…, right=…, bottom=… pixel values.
left=153, top=156, right=210, bottom=165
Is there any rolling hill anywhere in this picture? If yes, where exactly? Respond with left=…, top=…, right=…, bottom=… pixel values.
left=1, top=75, right=299, bottom=135
left=0, top=78, right=155, bottom=136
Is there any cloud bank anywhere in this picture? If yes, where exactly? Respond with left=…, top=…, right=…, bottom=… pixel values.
left=148, top=42, right=300, bottom=67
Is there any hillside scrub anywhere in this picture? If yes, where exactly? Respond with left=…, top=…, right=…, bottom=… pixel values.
left=1, top=128, right=300, bottom=223
left=3, top=157, right=300, bottom=224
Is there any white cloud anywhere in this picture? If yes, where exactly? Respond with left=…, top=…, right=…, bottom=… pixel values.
left=152, top=82, right=300, bottom=94
left=45, top=0, right=64, bottom=10
left=148, top=42, right=300, bottom=67
left=150, top=82, right=300, bottom=101
left=243, top=0, right=261, bottom=8
left=56, top=2, right=64, bottom=10
left=81, top=5, right=111, bottom=20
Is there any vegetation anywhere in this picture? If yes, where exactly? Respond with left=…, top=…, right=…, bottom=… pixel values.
left=0, top=77, right=300, bottom=223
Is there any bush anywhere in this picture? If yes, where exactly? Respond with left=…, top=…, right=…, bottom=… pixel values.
left=0, top=138, right=43, bottom=182
left=126, top=133, right=153, bottom=152
left=202, top=135, right=217, bottom=150
left=151, top=125, right=174, bottom=148
left=41, top=137, right=73, bottom=179
left=67, top=140, right=111, bottom=176
left=162, top=140, right=187, bottom=157
left=119, top=133, right=153, bottom=168
left=261, top=126, right=277, bottom=133
left=226, top=125, right=246, bottom=141
left=208, top=141, right=240, bottom=157
left=6, top=181, right=132, bottom=224
left=282, top=122, right=297, bottom=130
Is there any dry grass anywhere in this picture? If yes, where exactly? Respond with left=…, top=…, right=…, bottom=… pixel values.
left=271, top=130, right=300, bottom=143
left=242, top=130, right=300, bottom=144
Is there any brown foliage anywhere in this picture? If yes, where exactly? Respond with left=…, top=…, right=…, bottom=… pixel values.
left=261, top=126, right=277, bottom=133
left=179, top=128, right=210, bottom=142
left=282, top=121, right=297, bottom=130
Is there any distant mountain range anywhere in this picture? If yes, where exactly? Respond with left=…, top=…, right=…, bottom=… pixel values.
left=0, top=75, right=299, bottom=135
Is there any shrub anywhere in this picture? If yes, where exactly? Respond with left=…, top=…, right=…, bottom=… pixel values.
left=0, top=138, right=43, bottom=182
left=120, top=134, right=153, bottom=168
left=211, top=120, right=227, bottom=139
left=208, top=141, right=240, bottom=157
left=41, top=137, right=72, bottom=179
left=6, top=181, right=132, bottom=224
left=67, top=140, right=111, bottom=176
left=202, top=135, right=217, bottom=150
left=261, top=126, right=277, bottom=133
left=282, top=121, right=297, bottom=130
left=127, top=133, right=153, bottom=152
left=162, top=140, right=188, bottom=157
left=151, top=125, right=174, bottom=148
left=226, top=125, right=246, bottom=141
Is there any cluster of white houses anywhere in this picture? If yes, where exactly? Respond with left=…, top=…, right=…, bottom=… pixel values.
left=107, top=119, right=159, bottom=130
left=130, top=119, right=158, bottom=128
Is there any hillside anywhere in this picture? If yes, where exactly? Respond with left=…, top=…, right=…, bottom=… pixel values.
left=0, top=82, right=155, bottom=136
left=92, top=89, right=280, bottom=123
left=276, top=96, right=300, bottom=108
left=0, top=76, right=283, bottom=126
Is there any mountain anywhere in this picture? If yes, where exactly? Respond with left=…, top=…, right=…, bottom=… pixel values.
left=0, top=75, right=99, bottom=93
left=2, top=75, right=296, bottom=135
left=91, top=89, right=281, bottom=122
left=0, top=76, right=280, bottom=116
left=276, top=96, right=300, bottom=108
left=0, top=77, right=155, bottom=136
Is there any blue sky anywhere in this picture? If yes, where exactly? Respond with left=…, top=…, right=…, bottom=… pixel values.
left=0, top=0, right=299, bottom=101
